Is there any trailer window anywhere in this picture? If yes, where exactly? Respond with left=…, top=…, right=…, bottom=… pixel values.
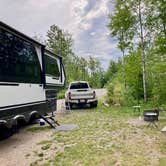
left=0, top=28, right=41, bottom=83
left=45, top=55, right=60, bottom=78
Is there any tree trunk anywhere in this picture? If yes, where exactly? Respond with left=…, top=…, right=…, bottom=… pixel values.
left=138, top=0, right=147, bottom=103
left=122, top=48, right=127, bottom=89
left=121, top=30, right=127, bottom=89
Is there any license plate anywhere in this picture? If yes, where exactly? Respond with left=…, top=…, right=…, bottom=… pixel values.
left=80, top=99, right=85, bottom=103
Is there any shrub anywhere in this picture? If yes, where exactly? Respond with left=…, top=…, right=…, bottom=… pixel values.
left=57, top=90, right=66, bottom=99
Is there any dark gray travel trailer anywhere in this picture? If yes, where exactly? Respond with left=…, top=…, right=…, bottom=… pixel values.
left=0, top=22, right=65, bottom=138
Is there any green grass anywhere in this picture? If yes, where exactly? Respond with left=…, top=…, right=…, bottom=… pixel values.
left=27, top=126, right=51, bottom=132
left=30, top=101, right=166, bottom=166
left=37, top=140, right=53, bottom=145
left=159, top=158, right=166, bottom=166
left=41, top=144, right=51, bottom=151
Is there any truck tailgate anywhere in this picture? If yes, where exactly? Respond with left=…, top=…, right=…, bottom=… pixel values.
left=70, top=89, right=94, bottom=99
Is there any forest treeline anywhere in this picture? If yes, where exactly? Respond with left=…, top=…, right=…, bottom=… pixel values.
left=106, top=0, right=165, bottom=106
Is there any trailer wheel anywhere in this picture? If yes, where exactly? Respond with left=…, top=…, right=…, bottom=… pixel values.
left=29, top=113, right=39, bottom=124
left=15, top=117, right=27, bottom=129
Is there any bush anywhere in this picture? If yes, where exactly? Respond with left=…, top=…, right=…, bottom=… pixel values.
left=106, top=82, right=114, bottom=104
left=57, top=90, right=66, bottom=99
left=122, top=88, right=136, bottom=106
left=106, top=81, right=136, bottom=106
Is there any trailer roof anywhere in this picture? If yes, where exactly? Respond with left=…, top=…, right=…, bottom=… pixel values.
left=0, top=21, right=45, bottom=47
left=0, top=21, right=63, bottom=60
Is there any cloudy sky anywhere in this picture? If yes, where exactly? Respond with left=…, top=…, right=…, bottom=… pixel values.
left=0, top=0, right=121, bottom=70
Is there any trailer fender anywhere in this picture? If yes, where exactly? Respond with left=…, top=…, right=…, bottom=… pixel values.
left=0, top=120, right=9, bottom=128
left=28, top=111, right=39, bottom=123
left=13, top=115, right=27, bottom=126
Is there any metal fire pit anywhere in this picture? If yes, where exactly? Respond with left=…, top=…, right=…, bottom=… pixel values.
left=143, top=110, right=159, bottom=128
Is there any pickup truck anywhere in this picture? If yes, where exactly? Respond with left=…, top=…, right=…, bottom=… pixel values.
left=65, top=81, right=98, bottom=109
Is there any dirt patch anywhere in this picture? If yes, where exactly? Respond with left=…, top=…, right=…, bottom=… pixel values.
left=0, top=126, right=61, bottom=166
left=127, top=116, right=145, bottom=127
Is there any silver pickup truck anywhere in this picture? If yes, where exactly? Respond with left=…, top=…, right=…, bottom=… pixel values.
left=65, top=81, right=98, bottom=109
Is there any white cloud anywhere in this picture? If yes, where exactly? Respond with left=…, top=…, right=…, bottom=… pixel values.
left=67, top=0, right=110, bottom=39
left=90, top=32, right=96, bottom=36
left=84, top=0, right=109, bottom=20
left=0, top=0, right=120, bottom=69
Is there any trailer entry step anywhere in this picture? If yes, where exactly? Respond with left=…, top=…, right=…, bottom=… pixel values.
left=39, top=114, right=60, bottom=129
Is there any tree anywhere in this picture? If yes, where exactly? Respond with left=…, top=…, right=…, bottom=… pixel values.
left=46, top=24, right=76, bottom=84
left=108, top=0, right=135, bottom=88
left=107, top=0, right=165, bottom=106
left=46, top=24, right=73, bottom=63
left=129, top=0, right=159, bottom=102
left=105, top=60, right=121, bottom=82
left=88, top=56, right=104, bottom=88
left=108, top=0, right=160, bottom=103
left=148, top=0, right=166, bottom=105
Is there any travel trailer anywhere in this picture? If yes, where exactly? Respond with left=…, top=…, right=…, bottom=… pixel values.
left=0, top=22, right=65, bottom=137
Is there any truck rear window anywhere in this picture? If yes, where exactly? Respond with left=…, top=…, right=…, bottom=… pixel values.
left=70, top=83, right=89, bottom=89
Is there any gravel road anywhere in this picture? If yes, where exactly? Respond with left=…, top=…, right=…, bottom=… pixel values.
left=0, top=89, right=106, bottom=166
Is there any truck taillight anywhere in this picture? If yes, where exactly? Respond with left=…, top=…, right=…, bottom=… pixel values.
left=93, top=91, right=96, bottom=98
left=68, top=92, right=71, bottom=99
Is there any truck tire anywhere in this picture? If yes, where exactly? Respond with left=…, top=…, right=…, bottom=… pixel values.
left=90, top=102, right=97, bottom=108
left=65, top=102, right=73, bottom=110
left=69, top=103, right=73, bottom=109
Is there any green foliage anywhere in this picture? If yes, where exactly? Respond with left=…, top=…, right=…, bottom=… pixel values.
left=108, top=0, right=135, bottom=52
left=88, top=57, right=104, bottom=88
left=106, top=80, right=135, bottom=106
left=124, top=50, right=143, bottom=100
left=57, top=90, right=66, bottom=99
left=105, top=60, right=121, bottom=82
left=106, top=0, right=166, bottom=107
left=47, top=25, right=73, bottom=62
left=122, top=88, right=136, bottom=106
left=106, top=82, right=114, bottom=104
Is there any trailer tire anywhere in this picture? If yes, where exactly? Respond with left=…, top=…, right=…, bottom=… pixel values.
left=0, top=125, right=12, bottom=140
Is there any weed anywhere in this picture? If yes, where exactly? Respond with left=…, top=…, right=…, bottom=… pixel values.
left=41, top=144, right=51, bottom=151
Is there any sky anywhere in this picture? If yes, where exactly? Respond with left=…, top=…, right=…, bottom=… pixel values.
left=0, top=0, right=121, bottom=70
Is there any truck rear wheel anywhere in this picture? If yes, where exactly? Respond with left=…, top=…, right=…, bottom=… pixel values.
left=65, top=102, right=73, bottom=110
left=69, top=103, right=73, bottom=109
left=90, top=102, right=97, bottom=108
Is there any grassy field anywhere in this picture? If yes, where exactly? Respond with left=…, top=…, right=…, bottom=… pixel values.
left=30, top=101, right=166, bottom=166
